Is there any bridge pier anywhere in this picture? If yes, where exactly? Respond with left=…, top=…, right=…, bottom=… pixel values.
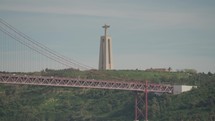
left=134, top=81, right=148, bottom=121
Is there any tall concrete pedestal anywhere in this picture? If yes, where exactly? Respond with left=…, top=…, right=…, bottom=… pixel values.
left=99, top=24, right=113, bottom=70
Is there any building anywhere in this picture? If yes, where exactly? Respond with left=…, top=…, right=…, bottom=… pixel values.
left=145, top=68, right=169, bottom=72
left=173, top=85, right=197, bottom=94
left=98, top=24, right=113, bottom=70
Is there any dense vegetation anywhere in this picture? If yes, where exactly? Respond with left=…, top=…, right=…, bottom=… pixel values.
left=0, top=69, right=214, bottom=121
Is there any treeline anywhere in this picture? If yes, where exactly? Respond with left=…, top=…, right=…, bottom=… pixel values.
left=0, top=70, right=214, bottom=121
left=149, top=73, right=215, bottom=121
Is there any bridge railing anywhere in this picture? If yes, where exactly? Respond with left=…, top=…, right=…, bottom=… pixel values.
left=0, top=73, right=173, bottom=93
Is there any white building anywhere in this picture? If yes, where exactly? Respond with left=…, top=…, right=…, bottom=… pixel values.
left=98, top=24, right=113, bottom=70
left=173, top=85, right=197, bottom=94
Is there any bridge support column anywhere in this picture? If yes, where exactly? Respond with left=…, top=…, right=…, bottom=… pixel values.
left=134, top=80, right=148, bottom=121
left=134, top=92, right=144, bottom=121
left=145, top=80, right=148, bottom=121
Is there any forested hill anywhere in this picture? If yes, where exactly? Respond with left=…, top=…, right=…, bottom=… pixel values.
left=0, top=69, right=214, bottom=121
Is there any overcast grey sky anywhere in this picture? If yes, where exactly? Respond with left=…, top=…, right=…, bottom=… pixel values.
left=0, top=0, right=215, bottom=72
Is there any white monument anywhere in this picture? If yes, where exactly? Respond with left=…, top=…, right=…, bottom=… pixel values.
left=99, top=24, right=113, bottom=70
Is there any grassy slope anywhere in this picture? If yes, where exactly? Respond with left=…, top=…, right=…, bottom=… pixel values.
left=0, top=70, right=214, bottom=121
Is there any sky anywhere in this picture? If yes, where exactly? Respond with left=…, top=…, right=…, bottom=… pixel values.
left=0, top=0, right=215, bottom=73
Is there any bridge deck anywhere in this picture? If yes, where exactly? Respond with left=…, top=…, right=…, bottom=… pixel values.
left=0, top=73, right=173, bottom=93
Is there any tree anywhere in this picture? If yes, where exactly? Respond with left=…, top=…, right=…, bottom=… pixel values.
left=151, top=97, right=160, bottom=119
left=168, top=67, right=172, bottom=72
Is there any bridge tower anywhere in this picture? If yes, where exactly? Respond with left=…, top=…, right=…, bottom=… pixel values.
left=99, top=24, right=113, bottom=70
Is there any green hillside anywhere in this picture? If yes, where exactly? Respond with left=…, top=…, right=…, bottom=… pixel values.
left=0, top=70, right=214, bottom=121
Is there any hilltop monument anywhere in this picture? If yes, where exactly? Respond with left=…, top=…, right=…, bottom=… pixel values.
left=98, top=24, right=113, bottom=70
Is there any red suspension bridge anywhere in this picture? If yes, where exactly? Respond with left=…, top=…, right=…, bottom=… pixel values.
left=0, top=18, right=174, bottom=121
left=0, top=74, right=173, bottom=93
left=0, top=73, right=173, bottom=121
